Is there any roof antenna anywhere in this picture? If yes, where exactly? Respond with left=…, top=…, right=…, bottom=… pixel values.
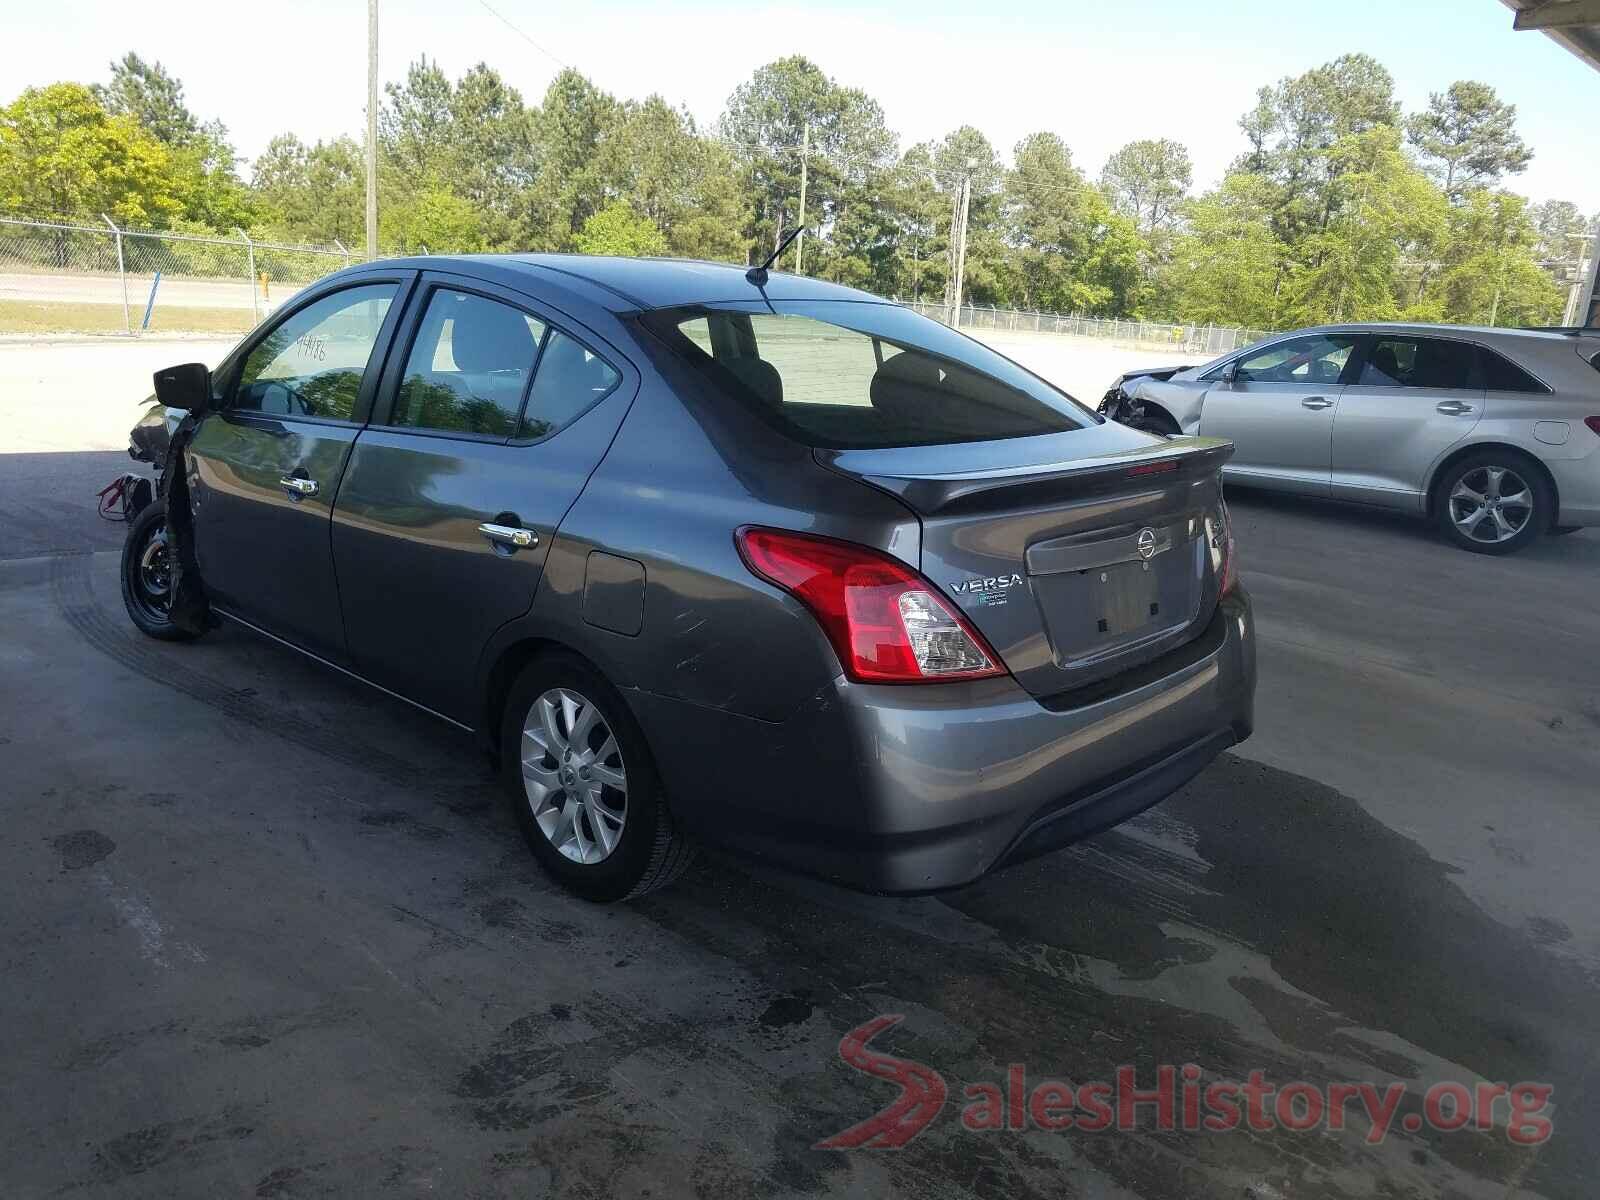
left=746, top=226, right=804, bottom=287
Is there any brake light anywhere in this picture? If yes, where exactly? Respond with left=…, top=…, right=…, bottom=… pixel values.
left=736, top=528, right=1005, bottom=683
left=1585, top=416, right=1600, bottom=437
left=1213, top=500, right=1239, bottom=597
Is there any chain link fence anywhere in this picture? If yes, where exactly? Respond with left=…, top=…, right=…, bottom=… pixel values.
left=904, top=301, right=1272, bottom=358
left=1, top=213, right=1276, bottom=355
left=0, top=215, right=361, bottom=335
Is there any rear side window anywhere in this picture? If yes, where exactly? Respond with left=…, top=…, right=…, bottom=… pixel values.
left=645, top=304, right=1086, bottom=449
left=1479, top=347, right=1549, bottom=393
left=1358, top=337, right=1475, bottom=389
left=517, top=331, right=621, bottom=441
left=391, top=289, right=546, bottom=437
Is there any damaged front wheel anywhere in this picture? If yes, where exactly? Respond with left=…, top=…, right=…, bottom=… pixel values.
left=121, top=500, right=201, bottom=642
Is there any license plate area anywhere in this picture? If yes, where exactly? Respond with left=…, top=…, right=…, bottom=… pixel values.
left=1028, top=535, right=1203, bottom=671
left=1093, top=560, right=1161, bottom=637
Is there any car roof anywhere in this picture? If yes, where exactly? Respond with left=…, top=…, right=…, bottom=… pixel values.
left=1279, top=322, right=1594, bottom=344
left=358, top=253, right=886, bottom=313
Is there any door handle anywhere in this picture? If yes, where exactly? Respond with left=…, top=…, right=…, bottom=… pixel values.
left=478, top=522, right=539, bottom=550
left=279, top=475, right=319, bottom=498
left=1436, top=400, right=1475, bottom=416
left=1300, top=396, right=1334, bottom=410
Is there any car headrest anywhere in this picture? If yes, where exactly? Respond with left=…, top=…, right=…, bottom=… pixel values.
left=870, top=351, right=943, bottom=420
left=450, top=298, right=537, bottom=374
left=1371, top=344, right=1401, bottom=379
left=723, top=355, right=783, bottom=411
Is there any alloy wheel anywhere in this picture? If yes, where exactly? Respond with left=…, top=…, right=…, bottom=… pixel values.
left=1448, top=466, right=1534, bottom=545
left=520, top=688, right=628, bottom=864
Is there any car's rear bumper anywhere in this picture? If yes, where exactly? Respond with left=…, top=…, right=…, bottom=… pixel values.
left=1547, top=447, right=1600, bottom=526
left=635, top=589, right=1256, bottom=894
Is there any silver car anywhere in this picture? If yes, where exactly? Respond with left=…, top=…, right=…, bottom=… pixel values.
left=1100, top=324, right=1600, bottom=554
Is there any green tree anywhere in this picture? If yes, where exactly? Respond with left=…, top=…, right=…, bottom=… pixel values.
left=251, top=134, right=365, bottom=247
left=1100, top=139, right=1192, bottom=236
left=92, top=53, right=199, bottom=147
left=1282, top=128, right=1446, bottom=324
left=1432, top=189, right=1561, bottom=326
left=718, top=57, right=896, bottom=264
left=1406, top=81, right=1532, bottom=200
left=1166, top=174, right=1287, bottom=329
left=574, top=200, right=667, bottom=256
left=0, top=83, right=181, bottom=225
left=524, top=69, right=620, bottom=250
left=382, top=188, right=486, bottom=254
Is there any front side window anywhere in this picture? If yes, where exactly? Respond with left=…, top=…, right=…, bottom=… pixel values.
left=391, top=289, right=546, bottom=437
left=644, top=302, right=1089, bottom=449
left=234, top=284, right=396, bottom=420
left=1358, top=337, right=1475, bottom=389
left=1235, top=335, right=1355, bottom=385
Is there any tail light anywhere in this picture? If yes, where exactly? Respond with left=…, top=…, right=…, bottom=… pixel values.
left=1212, top=500, right=1239, bottom=597
left=736, top=527, right=1006, bottom=684
left=1584, top=416, right=1600, bottom=437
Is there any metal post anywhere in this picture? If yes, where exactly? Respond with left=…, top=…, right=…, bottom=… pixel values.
left=795, top=123, right=810, bottom=275
left=238, top=229, right=258, bottom=322
left=949, top=174, right=971, bottom=329
left=1579, top=226, right=1600, bottom=328
left=101, top=213, right=130, bottom=336
left=366, top=0, right=380, bottom=259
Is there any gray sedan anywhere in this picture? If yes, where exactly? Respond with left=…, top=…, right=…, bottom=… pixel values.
left=117, top=255, right=1254, bottom=901
left=1101, top=324, right=1600, bottom=553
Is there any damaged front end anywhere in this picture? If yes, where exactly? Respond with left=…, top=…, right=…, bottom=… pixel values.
left=1097, top=364, right=1196, bottom=426
left=105, top=364, right=215, bottom=637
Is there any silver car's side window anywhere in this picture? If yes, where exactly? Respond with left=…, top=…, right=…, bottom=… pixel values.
left=1235, top=335, right=1354, bottom=385
left=1356, top=337, right=1474, bottom=390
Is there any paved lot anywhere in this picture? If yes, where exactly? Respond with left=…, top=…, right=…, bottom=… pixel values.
left=1, top=335, right=1597, bottom=1198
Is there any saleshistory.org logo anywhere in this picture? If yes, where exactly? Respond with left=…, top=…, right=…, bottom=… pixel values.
left=814, top=1016, right=1555, bottom=1150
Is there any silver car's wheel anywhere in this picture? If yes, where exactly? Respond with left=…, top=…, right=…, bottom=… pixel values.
left=1448, top=465, right=1534, bottom=545
left=521, top=687, right=628, bottom=865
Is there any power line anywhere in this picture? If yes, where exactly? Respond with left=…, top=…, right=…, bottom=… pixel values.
left=475, top=0, right=570, bottom=71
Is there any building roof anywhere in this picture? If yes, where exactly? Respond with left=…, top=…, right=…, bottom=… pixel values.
left=1501, top=0, right=1600, bottom=73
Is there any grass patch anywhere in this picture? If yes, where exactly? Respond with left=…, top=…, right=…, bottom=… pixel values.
left=0, top=300, right=254, bottom=335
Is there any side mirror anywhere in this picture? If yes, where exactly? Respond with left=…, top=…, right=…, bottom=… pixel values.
left=1221, top=360, right=1240, bottom=385
left=153, top=362, right=212, bottom=416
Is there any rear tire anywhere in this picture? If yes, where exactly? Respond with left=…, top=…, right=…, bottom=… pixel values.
left=120, top=500, right=199, bottom=641
left=500, top=653, right=694, bottom=902
left=1432, top=450, right=1551, bottom=556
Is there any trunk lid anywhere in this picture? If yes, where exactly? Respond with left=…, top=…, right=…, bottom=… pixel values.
left=818, top=425, right=1234, bottom=700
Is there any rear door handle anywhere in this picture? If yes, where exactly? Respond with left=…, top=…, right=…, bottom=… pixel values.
left=1300, top=396, right=1333, bottom=410
left=478, top=522, right=539, bottom=550
left=1436, top=400, right=1475, bottom=416
left=279, top=475, right=319, bottom=498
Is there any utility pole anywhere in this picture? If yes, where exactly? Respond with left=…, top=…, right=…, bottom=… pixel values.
left=365, top=0, right=379, bottom=259
left=795, top=123, right=810, bottom=274
left=949, top=173, right=971, bottom=328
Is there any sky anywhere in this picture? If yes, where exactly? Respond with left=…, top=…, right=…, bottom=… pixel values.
left=5, top=0, right=1599, bottom=210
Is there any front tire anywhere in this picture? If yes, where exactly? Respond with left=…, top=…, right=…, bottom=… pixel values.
left=500, top=653, right=694, bottom=902
left=120, top=500, right=199, bottom=641
left=1433, top=451, right=1552, bottom=556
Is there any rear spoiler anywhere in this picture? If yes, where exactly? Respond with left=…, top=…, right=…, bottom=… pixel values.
left=818, top=436, right=1234, bottom=516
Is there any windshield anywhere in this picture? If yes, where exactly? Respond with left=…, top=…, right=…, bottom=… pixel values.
left=643, top=300, right=1094, bottom=449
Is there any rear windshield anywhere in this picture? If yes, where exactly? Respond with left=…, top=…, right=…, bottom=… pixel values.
left=642, top=301, right=1091, bottom=449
